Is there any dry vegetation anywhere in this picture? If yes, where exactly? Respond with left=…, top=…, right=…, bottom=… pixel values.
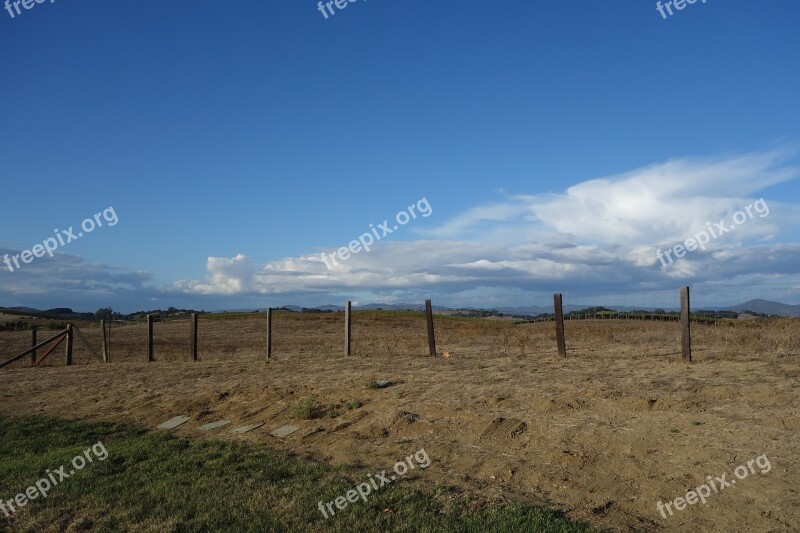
left=2, top=311, right=798, bottom=367
left=1, top=312, right=799, bottom=531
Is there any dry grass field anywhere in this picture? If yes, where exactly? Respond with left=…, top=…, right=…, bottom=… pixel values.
left=1, top=312, right=799, bottom=531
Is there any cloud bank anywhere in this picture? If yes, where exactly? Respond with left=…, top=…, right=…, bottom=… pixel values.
left=171, top=149, right=800, bottom=304
left=3, top=148, right=799, bottom=311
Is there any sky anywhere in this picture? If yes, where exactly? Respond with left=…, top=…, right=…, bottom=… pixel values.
left=1, top=0, right=799, bottom=313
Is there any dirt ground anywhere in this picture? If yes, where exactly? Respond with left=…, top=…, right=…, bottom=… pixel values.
left=1, top=316, right=798, bottom=531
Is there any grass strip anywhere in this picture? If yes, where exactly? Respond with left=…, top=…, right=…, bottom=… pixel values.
left=0, top=415, right=590, bottom=532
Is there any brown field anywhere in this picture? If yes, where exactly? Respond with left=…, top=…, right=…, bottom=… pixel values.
left=1, top=312, right=799, bottom=531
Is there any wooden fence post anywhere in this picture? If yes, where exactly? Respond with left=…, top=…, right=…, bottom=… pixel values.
left=554, top=293, right=567, bottom=357
left=425, top=299, right=436, bottom=356
left=65, top=324, right=73, bottom=366
left=147, top=315, right=154, bottom=362
left=266, top=308, right=273, bottom=361
left=101, top=320, right=109, bottom=363
left=31, top=328, right=37, bottom=366
left=108, top=318, right=112, bottom=362
left=345, top=301, right=352, bottom=356
left=191, top=313, right=198, bottom=361
left=681, top=286, right=692, bottom=362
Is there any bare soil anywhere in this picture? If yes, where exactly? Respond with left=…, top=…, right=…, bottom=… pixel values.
left=1, top=315, right=798, bottom=531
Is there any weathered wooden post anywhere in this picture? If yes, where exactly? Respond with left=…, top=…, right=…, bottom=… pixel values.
left=101, top=320, right=109, bottom=363
left=65, top=324, right=73, bottom=366
left=681, top=286, right=692, bottom=362
left=31, top=328, right=37, bottom=366
left=147, top=315, right=154, bottom=362
left=266, top=308, right=273, bottom=361
left=107, top=317, right=112, bottom=362
left=425, top=299, right=436, bottom=356
left=554, top=293, right=567, bottom=357
left=345, top=301, right=352, bottom=356
left=191, top=313, right=198, bottom=361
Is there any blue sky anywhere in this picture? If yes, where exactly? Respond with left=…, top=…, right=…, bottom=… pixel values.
left=1, top=0, right=799, bottom=312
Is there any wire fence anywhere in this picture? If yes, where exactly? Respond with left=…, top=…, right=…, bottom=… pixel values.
left=1, top=284, right=798, bottom=369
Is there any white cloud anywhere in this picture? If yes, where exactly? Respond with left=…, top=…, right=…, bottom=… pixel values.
left=4, top=149, right=798, bottom=311
left=434, top=149, right=796, bottom=246
left=172, top=149, right=800, bottom=302
left=0, top=247, right=154, bottom=311
left=174, top=254, right=258, bottom=295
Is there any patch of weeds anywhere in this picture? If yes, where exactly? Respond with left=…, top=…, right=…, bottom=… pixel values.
left=291, top=397, right=316, bottom=420
left=325, top=404, right=342, bottom=419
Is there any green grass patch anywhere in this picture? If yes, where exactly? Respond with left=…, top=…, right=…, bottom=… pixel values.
left=290, top=397, right=317, bottom=420
left=0, top=415, right=591, bottom=532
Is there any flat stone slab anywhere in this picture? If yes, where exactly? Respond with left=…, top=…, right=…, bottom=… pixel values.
left=232, top=423, right=265, bottom=434
left=270, top=425, right=300, bottom=438
left=157, top=416, right=191, bottom=430
left=199, top=420, right=231, bottom=431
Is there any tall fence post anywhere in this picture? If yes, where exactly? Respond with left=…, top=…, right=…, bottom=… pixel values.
left=101, top=320, right=109, bottom=363
left=681, top=286, right=692, bottom=362
left=425, top=299, right=436, bottom=356
left=147, top=315, right=154, bottom=362
left=31, top=328, right=37, bottom=367
left=191, top=313, right=198, bottom=361
left=554, top=293, right=567, bottom=357
left=106, top=315, right=114, bottom=363
left=65, top=324, right=73, bottom=366
left=266, top=308, right=273, bottom=361
left=345, top=301, right=352, bottom=356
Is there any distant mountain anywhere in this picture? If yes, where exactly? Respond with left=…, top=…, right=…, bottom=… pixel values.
left=314, top=305, right=345, bottom=312
left=493, top=305, right=661, bottom=315
left=0, top=307, right=94, bottom=320
left=5, top=298, right=800, bottom=319
left=494, top=305, right=555, bottom=315
left=496, top=300, right=800, bottom=317
left=356, top=303, right=427, bottom=311
left=725, top=299, right=800, bottom=317
left=6, top=306, right=41, bottom=314
left=275, top=303, right=437, bottom=312
left=45, top=308, right=75, bottom=315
